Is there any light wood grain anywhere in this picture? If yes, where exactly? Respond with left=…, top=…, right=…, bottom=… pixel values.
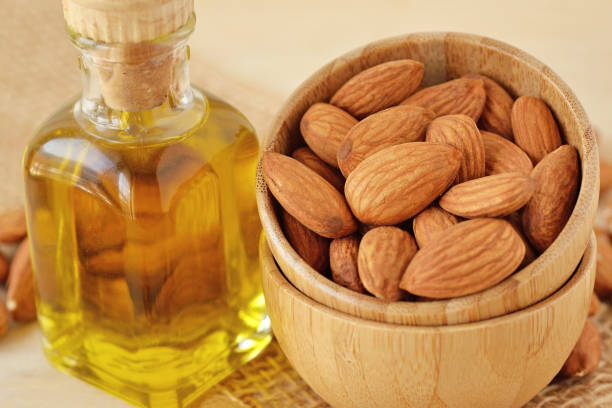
left=256, top=32, right=599, bottom=326
left=261, top=235, right=596, bottom=408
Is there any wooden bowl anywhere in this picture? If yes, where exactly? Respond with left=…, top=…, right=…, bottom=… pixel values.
left=261, top=234, right=596, bottom=408
left=256, top=32, right=599, bottom=326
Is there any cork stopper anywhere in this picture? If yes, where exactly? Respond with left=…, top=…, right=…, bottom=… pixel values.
left=62, top=0, right=194, bottom=112
left=62, top=0, right=194, bottom=43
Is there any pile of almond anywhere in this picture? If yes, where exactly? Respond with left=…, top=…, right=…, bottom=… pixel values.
left=263, top=59, right=580, bottom=301
left=0, top=208, right=36, bottom=338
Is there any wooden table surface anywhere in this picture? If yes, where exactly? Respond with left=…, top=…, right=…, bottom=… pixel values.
left=0, top=1, right=610, bottom=407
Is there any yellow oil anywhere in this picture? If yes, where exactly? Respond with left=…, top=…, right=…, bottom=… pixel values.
left=23, top=89, right=271, bottom=407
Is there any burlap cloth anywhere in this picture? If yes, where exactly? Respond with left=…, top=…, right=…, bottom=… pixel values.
left=0, top=2, right=609, bottom=407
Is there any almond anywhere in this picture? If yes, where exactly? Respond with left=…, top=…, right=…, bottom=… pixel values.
left=73, top=187, right=125, bottom=254
left=400, top=218, right=525, bottom=299
left=300, top=103, right=358, bottom=167
left=81, top=274, right=135, bottom=323
left=84, top=248, right=125, bottom=277
left=589, top=292, right=600, bottom=317
left=330, top=59, right=424, bottom=119
left=600, top=157, right=612, bottom=193
left=123, top=236, right=223, bottom=313
left=0, top=302, right=7, bottom=337
left=329, top=235, right=365, bottom=293
left=464, top=74, right=514, bottom=139
left=292, top=147, right=345, bottom=191
left=412, top=205, right=459, bottom=248
left=282, top=209, right=330, bottom=273
left=0, top=208, right=27, bottom=243
left=358, top=227, right=417, bottom=301
left=482, top=130, right=533, bottom=176
left=0, top=251, right=8, bottom=283
left=426, top=114, right=485, bottom=183
left=522, top=145, right=579, bottom=252
left=83, top=234, right=221, bottom=314
left=337, top=105, right=434, bottom=177
left=345, top=142, right=461, bottom=225
left=401, top=77, right=486, bottom=122
left=439, top=172, right=535, bottom=218
left=7, top=239, right=37, bottom=322
left=153, top=253, right=226, bottom=319
left=505, top=212, right=538, bottom=268
left=263, top=152, right=357, bottom=238
left=511, top=96, right=562, bottom=164
left=560, top=320, right=601, bottom=377
left=594, top=229, right=612, bottom=298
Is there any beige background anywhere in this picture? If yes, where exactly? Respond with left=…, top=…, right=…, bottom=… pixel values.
left=0, top=0, right=611, bottom=407
left=1, top=0, right=612, bottom=211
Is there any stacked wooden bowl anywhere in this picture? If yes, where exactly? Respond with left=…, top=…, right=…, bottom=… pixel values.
left=256, top=32, right=599, bottom=408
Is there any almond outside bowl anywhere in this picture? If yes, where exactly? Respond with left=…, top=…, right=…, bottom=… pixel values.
left=260, top=235, right=596, bottom=408
left=255, top=32, right=599, bottom=326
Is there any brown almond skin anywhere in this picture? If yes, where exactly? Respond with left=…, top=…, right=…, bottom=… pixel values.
left=73, top=187, right=126, bottom=254
left=412, top=205, right=459, bottom=248
left=505, top=212, right=539, bottom=268
left=153, top=254, right=225, bottom=319
left=330, top=235, right=365, bottom=293
left=282, top=210, right=330, bottom=273
left=358, top=227, right=417, bottom=301
left=560, top=320, right=602, bottom=377
left=7, top=239, right=37, bottom=322
left=482, top=130, right=533, bottom=176
left=330, top=59, right=425, bottom=119
left=292, top=147, right=345, bottom=192
left=511, top=96, right=562, bottom=164
left=0, top=302, right=8, bottom=337
left=521, top=145, right=579, bottom=252
left=300, top=103, right=358, bottom=167
left=426, top=114, right=485, bottom=183
left=81, top=274, right=135, bottom=323
left=0, top=208, right=27, bottom=243
left=594, top=229, right=612, bottom=298
left=600, top=158, right=612, bottom=193
left=400, top=218, right=525, bottom=299
left=589, top=292, right=600, bottom=317
left=345, top=142, right=462, bottom=225
left=263, top=152, right=357, bottom=238
left=0, top=251, right=8, bottom=283
left=464, top=74, right=514, bottom=139
left=401, top=77, right=486, bottom=122
left=84, top=248, right=125, bottom=277
left=440, top=172, right=535, bottom=218
left=337, top=105, right=434, bottom=177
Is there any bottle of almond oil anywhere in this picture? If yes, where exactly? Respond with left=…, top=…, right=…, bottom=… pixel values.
left=23, top=1, right=271, bottom=406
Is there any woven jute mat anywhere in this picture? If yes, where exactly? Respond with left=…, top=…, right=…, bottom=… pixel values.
left=1, top=2, right=609, bottom=407
left=202, top=307, right=612, bottom=407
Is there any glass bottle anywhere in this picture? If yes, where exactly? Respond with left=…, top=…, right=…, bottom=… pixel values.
left=23, top=1, right=270, bottom=407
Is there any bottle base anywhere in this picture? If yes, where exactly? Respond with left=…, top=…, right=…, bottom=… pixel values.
left=42, top=325, right=272, bottom=408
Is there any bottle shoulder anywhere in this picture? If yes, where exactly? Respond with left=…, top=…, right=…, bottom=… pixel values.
left=24, top=89, right=260, bottom=211
left=27, top=87, right=256, bottom=152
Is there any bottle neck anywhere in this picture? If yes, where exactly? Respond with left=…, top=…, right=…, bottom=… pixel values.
left=71, top=14, right=206, bottom=143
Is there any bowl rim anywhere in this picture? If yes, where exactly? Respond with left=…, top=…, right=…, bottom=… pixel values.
left=256, top=31, right=599, bottom=326
left=261, top=233, right=596, bottom=332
